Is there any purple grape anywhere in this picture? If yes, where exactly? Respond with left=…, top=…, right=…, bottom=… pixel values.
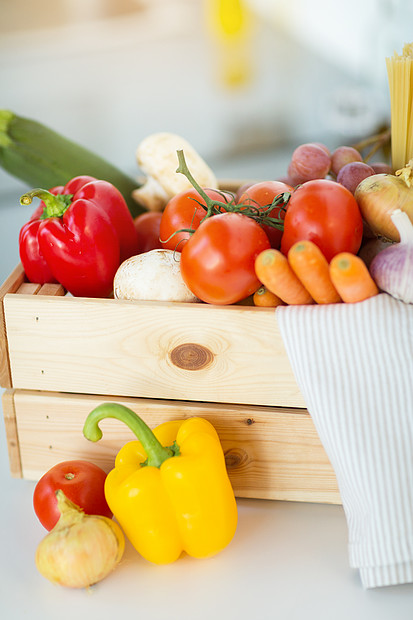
left=337, top=161, right=375, bottom=194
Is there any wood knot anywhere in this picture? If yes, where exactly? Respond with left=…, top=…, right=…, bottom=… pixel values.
left=169, top=343, right=214, bottom=371
left=224, top=448, right=249, bottom=470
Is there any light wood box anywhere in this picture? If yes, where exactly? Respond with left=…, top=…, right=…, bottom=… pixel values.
left=0, top=263, right=340, bottom=504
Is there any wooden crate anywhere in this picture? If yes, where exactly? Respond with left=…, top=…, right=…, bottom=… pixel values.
left=0, top=263, right=340, bottom=504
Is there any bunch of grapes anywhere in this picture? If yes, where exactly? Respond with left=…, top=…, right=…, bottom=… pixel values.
left=285, top=142, right=392, bottom=194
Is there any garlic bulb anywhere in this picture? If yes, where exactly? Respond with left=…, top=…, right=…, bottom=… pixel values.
left=35, top=490, right=125, bottom=589
left=370, top=209, right=413, bottom=303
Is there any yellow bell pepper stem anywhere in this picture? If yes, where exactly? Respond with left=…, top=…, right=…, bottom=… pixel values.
left=83, top=402, right=179, bottom=468
left=83, top=403, right=238, bottom=565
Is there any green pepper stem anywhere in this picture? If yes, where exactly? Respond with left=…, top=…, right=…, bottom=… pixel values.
left=20, top=188, right=72, bottom=219
left=83, top=403, right=179, bottom=468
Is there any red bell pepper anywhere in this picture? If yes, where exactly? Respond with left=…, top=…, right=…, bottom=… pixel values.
left=18, top=175, right=139, bottom=298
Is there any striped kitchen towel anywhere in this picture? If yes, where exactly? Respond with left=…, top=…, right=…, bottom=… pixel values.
left=276, top=293, right=413, bottom=589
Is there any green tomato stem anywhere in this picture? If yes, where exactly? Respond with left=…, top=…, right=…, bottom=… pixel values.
left=175, top=149, right=290, bottom=231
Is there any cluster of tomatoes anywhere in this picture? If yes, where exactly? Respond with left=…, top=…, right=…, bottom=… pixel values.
left=133, top=178, right=364, bottom=306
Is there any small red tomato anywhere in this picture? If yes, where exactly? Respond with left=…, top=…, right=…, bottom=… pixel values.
left=237, top=180, right=293, bottom=249
left=33, top=460, right=112, bottom=530
left=134, top=212, right=163, bottom=254
left=159, top=187, right=232, bottom=251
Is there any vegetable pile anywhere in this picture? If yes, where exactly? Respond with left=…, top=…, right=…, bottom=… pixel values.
left=9, top=118, right=413, bottom=306
left=33, top=407, right=238, bottom=588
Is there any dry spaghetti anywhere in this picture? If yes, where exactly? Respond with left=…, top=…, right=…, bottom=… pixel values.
left=386, top=43, right=413, bottom=171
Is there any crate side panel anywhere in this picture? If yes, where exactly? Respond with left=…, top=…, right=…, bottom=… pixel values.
left=0, top=264, right=26, bottom=388
left=12, top=390, right=340, bottom=503
left=4, top=295, right=305, bottom=408
left=2, top=389, right=22, bottom=477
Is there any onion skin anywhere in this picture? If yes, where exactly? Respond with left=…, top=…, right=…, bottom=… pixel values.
left=35, top=491, right=125, bottom=589
left=355, top=173, right=413, bottom=241
left=370, top=243, right=413, bottom=303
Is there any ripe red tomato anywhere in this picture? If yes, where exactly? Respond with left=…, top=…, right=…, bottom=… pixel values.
left=134, top=212, right=163, bottom=254
left=180, top=212, right=271, bottom=305
left=237, top=180, right=293, bottom=249
left=280, top=179, right=363, bottom=261
left=33, top=460, right=112, bottom=530
left=159, top=187, right=232, bottom=251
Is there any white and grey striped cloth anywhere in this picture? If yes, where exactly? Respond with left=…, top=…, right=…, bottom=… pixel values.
left=276, top=293, right=413, bottom=589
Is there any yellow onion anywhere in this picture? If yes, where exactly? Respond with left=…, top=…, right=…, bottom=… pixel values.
left=35, top=490, right=125, bottom=589
left=355, top=160, right=413, bottom=241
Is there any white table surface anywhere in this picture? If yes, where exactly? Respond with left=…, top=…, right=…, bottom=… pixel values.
left=1, top=185, right=413, bottom=619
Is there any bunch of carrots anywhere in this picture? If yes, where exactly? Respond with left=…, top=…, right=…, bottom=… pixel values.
left=253, top=241, right=379, bottom=307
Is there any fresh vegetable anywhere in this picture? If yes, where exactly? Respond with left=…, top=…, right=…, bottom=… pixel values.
left=83, top=403, right=238, bottom=565
left=236, top=180, right=293, bottom=249
left=370, top=209, right=413, bottom=303
left=281, top=179, right=363, bottom=262
left=253, top=286, right=284, bottom=307
left=19, top=175, right=138, bottom=297
left=134, top=212, right=163, bottom=254
left=181, top=212, right=270, bottom=304
left=0, top=110, right=142, bottom=217
left=329, top=252, right=379, bottom=303
left=35, top=490, right=124, bottom=589
left=355, top=160, right=413, bottom=241
left=132, top=133, right=217, bottom=212
left=287, top=142, right=331, bottom=185
left=255, top=248, right=314, bottom=305
left=33, top=460, right=112, bottom=531
left=113, top=248, right=199, bottom=302
left=288, top=240, right=342, bottom=304
left=159, top=187, right=232, bottom=251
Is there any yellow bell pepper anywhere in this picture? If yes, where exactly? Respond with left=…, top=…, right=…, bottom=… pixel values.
left=83, top=403, right=238, bottom=565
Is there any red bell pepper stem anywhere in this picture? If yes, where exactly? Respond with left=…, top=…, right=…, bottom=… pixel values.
left=20, top=188, right=73, bottom=219
left=83, top=403, right=180, bottom=468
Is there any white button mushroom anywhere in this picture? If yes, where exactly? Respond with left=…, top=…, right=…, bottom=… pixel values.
left=113, top=249, right=199, bottom=303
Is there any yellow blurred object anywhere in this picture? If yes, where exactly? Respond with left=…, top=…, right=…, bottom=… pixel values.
left=204, top=0, right=255, bottom=89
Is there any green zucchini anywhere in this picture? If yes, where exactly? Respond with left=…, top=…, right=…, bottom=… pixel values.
left=0, top=110, right=144, bottom=217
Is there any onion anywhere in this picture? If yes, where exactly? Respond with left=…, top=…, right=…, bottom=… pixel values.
left=370, top=209, right=413, bottom=303
left=354, top=160, right=413, bottom=241
left=35, top=490, right=125, bottom=588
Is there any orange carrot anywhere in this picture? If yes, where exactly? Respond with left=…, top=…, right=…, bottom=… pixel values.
left=255, top=249, right=313, bottom=305
left=329, top=252, right=379, bottom=303
left=253, top=286, right=285, bottom=307
left=288, top=240, right=342, bottom=304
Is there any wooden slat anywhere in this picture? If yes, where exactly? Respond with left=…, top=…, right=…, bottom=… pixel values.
left=37, top=283, right=66, bottom=296
left=2, top=389, right=22, bottom=478
left=11, top=389, right=340, bottom=504
left=0, top=263, right=26, bottom=388
left=3, top=294, right=305, bottom=408
left=16, top=282, right=42, bottom=295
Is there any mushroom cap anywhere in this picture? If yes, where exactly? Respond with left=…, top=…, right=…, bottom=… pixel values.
left=113, top=249, right=199, bottom=302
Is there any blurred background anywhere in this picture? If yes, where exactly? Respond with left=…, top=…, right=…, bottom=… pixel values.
left=0, top=0, right=412, bottom=233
